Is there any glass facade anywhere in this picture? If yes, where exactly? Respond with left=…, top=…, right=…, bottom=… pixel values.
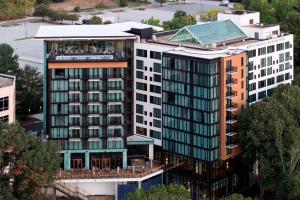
left=45, top=39, right=133, bottom=170
left=162, top=55, right=220, bottom=162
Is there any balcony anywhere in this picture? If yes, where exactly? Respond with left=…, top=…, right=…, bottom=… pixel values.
left=226, top=144, right=238, bottom=149
left=226, top=132, right=238, bottom=136
left=226, top=91, right=238, bottom=99
left=226, top=103, right=238, bottom=112
left=69, top=97, right=80, bottom=103
left=226, top=119, right=238, bottom=124
left=107, top=73, right=123, bottom=79
left=69, top=87, right=81, bottom=91
left=226, top=79, right=238, bottom=87
left=226, top=66, right=238, bottom=74
left=108, top=120, right=122, bottom=126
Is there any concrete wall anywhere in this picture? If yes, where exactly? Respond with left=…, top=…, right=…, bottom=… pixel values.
left=0, top=80, right=16, bottom=124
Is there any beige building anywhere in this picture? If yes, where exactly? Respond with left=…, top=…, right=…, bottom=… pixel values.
left=0, top=74, right=16, bottom=124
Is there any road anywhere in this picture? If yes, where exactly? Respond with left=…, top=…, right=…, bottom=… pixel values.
left=0, top=0, right=227, bottom=72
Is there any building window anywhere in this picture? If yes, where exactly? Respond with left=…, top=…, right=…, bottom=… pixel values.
left=153, top=108, right=161, bottom=118
left=249, top=94, right=257, bottom=103
left=150, top=51, right=161, bottom=60
left=0, top=115, right=9, bottom=123
left=150, top=130, right=161, bottom=139
left=248, top=72, right=253, bottom=80
left=277, top=74, right=285, bottom=83
left=258, top=47, right=266, bottom=56
left=276, top=43, right=284, bottom=51
left=267, top=77, right=275, bottom=86
left=249, top=83, right=256, bottom=91
left=136, top=115, right=144, bottom=124
left=136, top=93, right=147, bottom=102
left=136, top=126, right=147, bottom=135
left=285, top=41, right=290, bottom=49
left=150, top=96, right=161, bottom=105
left=153, top=74, right=161, bottom=83
left=279, top=64, right=284, bottom=72
left=258, top=80, right=266, bottom=88
left=136, top=49, right=147, bottom=57
left=153, top=119, right=161, bottom=128
left=261, top=69, right=266, bottom=77
left=258, top=91, right=267, bottom=100
left=267, top=56, right=272, bottom=66
left=136, top=71, right=144, bottom=79
left=153, top=63, right=161, bottom=73
left=150, top=85, right=161, bottom=94
left=136, top=104, right=144, bottom=114
left=136, top=60, right=144, bottom=69
left=285, top=73, right=290, bottom=80
left=267, top=67, right=272, bottom=75
left=249, top=19, right=254, bottom=24
left=248, top=49, right=256, bottom=58
left=248, top=61, right=254, bottom=71
left=241, top=57, right=244, bottom=66
left=136, top=82, right=147, bottom=91
left=261, top=58, right=266, bottom=68
left=267, top=45, right=275, bottom=53
left=0, top=97, right=9, bottom=111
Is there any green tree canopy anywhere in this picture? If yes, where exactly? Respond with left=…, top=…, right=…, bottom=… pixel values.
left=16, top=65, right=43, bottom=116
left=33, top=3, right=51, bottom=21
left=239, top=84, right=300, bottom=199
left=163, top=12, right=196, bottom=30
left=141, top=17, right=160, bottom=26
left=224, top=193, right=252, bottom=200
left=89, top=16, right=102, bottom=24
left=126, top=184, right=190, bottom=200
left=0, top=43, right=19, bottom=75
left=0, top=123, right=60, bottom=200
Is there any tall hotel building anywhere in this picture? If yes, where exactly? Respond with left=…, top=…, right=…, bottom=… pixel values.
left=36, top=10, right=293, bottom=199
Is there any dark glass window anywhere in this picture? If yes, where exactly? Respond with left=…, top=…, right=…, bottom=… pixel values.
left=248, top=94, right=256, bottom=103
left=136, top=60, right=144, bottom=69
left=277, top=74, right=285, bottom=83
left=276, top=43, right=284, bottom=51
left=258, top=91, right=267, bottom=100
left=267, top=77, right=275, bottom=86
left=153, top=63, right=161, bottom=73
left=0, top=97, right=9, bottom=111
left=258, top=47, right=266, bottom=56
left=136, top=49, right=147, bottom=57
left=153, top=74, right=161, bottom=83
left=150, top=130, right=161, bottom=139
left=136, top=71, right=144, bottom=79
left=267, top=45, right=275, bottom=53
left=136, top=93, right=147, bottom=102
left=150, top=96, right=161, bottom=105
left=248, top=49, right=256, bottom=58
left=136, top=104, right=144, bottom=114
left=136, top=126, right=147, bottom=135
left=150, top=85, right=161, bottom=94
left=258, top=80, right=266, bottom=88
left=0, top=115, right=9, bottom=123
left=150, top=51, right=161, bottom=60
left=153, top=108, right=161, bottom=118
left=136, top=82, right=147, bottom=91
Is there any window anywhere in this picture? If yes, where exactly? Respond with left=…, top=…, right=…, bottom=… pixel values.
left=248, top=49, right=256, bottom=58
left=285, top=41, right=290, bottom=49
left=150, top=130, right=161, bottom=139
left=249, top=83, right=256, bottom=91
left=267, top=56, right=272, bottom=66
left=241, top=57, right=244, bottom=66
left=136, top=71, right=144, bottom=79
left=249, top=19, right=254, bottom=24
left=258, top=47, right=266, bottom=56
left=0, top=97, right=9, bottom=111
left=267, top=45, right=275, bottom=53
left=153, top=108, right=161, bottom=118
left=136, top=49, right=147, bottom=57
left=136, top=82, right=147, bottom=91
left=255, top=32, right=259, bottom=39
left=248, top=61, right=254, bottom=71
left=267, top=67, right=272, bottom=75
left=249, top=94, right=256, bottom=103
left=153, top=74, right=161, bottom=82
left=136, top=126, right=147, bottom=135
left=153, top=119, right=161, bottom=128
left=258, top=80, right=266, bottom=89
left=279, top=64, right=284, bottom=72
left=267, top=77, right=275, bottom=86
left=285, top=62, right=290, bottom=70
left=150, top=51, right=161, bottom=60
left=136, top=93, right=147, bottom=102
left=136, top=104, right=144, bottom=114
left=279, top=53, right=285, bottom=63
left=248, top=72, right=253, bottom=80
left=276, top=43, right=284, bottom=51
left=261, top=58, right=266, bottom=68
left=0, top=115, right=8, bottom=123
left=277, top=74, right=285, bottom=83
left=150, top=96, right=161, bottom=105
left=136, top=60, right=144, bottom=69
left=150, top=85, right=161, bottom=94
left=258, top=91, right=266, bottom=100
left=136, top=115, right=144, bottom=124
left=261, top=69, right=266, bottom=77
left=285, top=52, right=290, bottom=61
left=153, top=63, right=161, bottom=73
left=285, top=73, right=290, bottom=80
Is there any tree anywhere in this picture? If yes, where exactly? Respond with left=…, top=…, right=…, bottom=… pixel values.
left=33, top=3, right=51, bottom=21
left=174, top=10, right=187, bottom=17
left=88, top=16, right=102, bottom=24
left=0, top=43, right=19, bottom=76
left=65, top=13, right=79, bottom=24
left=272, top=0, right=297, bottom=22
left=163, top=13, right=196, bottom=30
left=126, top=184, right=189, bottom=200
left=141, top=17, right=160, bottom=26
left=119, top=0, right=128, bottom=7
left=16, top=65, right=43, bottom=116
left=224, top=194, right=252, bottom=200
left=233, top=3, right=245, bottom=10
left=200, top=9, right=219, bottom=22
left=247, top=0, right=275, bottom=24
left=155, top=0, right=167, bottom=6
left=239, top=85, right=300, bottom=199
left=0, top=123, right=61, bottom=200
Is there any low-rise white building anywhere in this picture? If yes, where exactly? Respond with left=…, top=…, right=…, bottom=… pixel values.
left=0, top=74, right=16, bottom=124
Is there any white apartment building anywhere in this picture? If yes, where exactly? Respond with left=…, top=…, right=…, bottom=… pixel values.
left=133, top=41, right=172, bottom=156
left=218, top=10, right=293, bottom=103
left=0, top=74, right=16, bottom=124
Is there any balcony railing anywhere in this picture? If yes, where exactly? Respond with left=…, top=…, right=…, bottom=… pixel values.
left=226, top=66, right=238, bottom=74
left=226, top=91, right=238, bottom=99
left=226, top=144, right=238, bottom=149
left=226, top=79, right=238, bottom=87
left=226, top=118, right=238, bottom=124
left=226, top=103, right=238, bottom=112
